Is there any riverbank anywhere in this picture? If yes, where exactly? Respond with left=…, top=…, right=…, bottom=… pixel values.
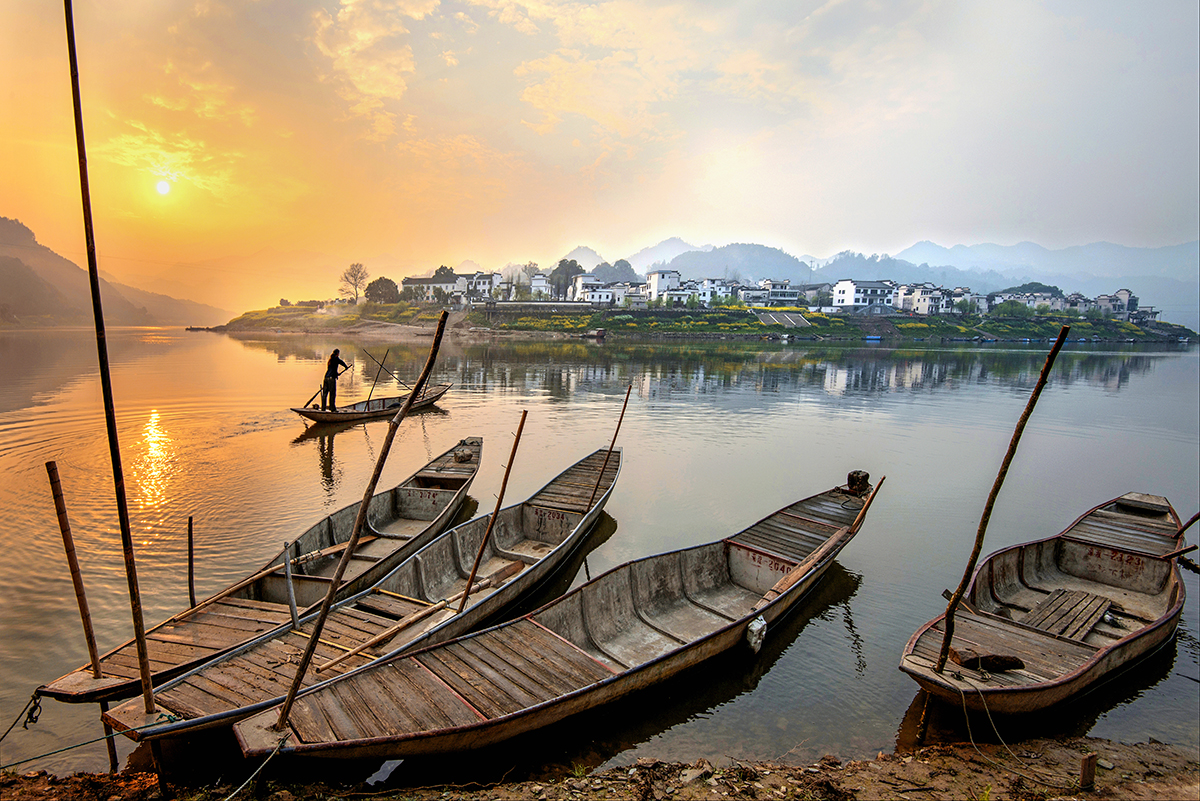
left=3, top=736, right=1196, bottom=800
left=211, top=303, right=1197, bottom=344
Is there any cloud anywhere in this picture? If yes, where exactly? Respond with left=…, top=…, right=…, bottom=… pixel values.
left=98, top=119, right=240, bottom=196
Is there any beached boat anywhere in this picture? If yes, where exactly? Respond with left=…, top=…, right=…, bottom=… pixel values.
left=899, top=492, right=1190, bottom=714
left=291, top=383, right=452, bottom=423
left=103, top=446, right=622, bottom=742
left=38, top=438, right=482, bottom=705
left=232, top=472, right=879, bottom=761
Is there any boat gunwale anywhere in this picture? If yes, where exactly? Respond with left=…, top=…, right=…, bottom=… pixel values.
left=898, top=494, right=1187, bottom=710
left=110, top=447, right=621, bottom=741
left=235, top=482, right=867, bottom=758
left=39, top=437, right=482, bottom=705
left=290, top=383, right=452, bottom=423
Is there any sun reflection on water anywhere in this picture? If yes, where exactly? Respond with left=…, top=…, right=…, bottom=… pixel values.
left=131, top=410, right=176, bottom=534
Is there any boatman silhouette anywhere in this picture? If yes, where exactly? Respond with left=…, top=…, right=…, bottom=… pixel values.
left=320, top=348, right=350, bottom=411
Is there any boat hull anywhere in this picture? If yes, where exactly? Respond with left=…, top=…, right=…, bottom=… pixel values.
left=291, top=383, right=451, bottom=423
left=899, top=492, right=1186, bottom=714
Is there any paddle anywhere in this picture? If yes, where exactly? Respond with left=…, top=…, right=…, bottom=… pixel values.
left=301, top=365, right=350, bottom=409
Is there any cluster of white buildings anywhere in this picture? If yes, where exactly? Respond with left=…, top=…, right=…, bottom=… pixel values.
left=399, top=268, right=1155, bottom=323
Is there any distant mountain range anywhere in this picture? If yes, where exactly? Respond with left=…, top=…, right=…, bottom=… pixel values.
left=0, top=217, right=232, bottom=326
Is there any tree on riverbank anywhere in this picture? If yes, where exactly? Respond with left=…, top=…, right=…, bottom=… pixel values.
left=339, top=263, right=370, bottom=303
left=365, top=276, right=400, bottom=304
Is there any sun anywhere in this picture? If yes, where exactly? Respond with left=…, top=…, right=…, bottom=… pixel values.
left=156, top=180, right=171, bottom=195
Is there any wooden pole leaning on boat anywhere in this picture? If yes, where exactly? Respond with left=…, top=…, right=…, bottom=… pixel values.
left=587, top=384, right=632, bottom=510
left=273, top=311, right=449, bottom=732
left=63, top=0, right=155, bottom=715
left=361, top=348, right=413, bottom=391
left=934, top=325, right=1070, bottom=675
left=365, top=347, right=389, bottom=404
left=458, top=410, right=528, bottom=615
left=316, top=561, right=524, bottom=673
left=752, top=475, right=885, bottom=612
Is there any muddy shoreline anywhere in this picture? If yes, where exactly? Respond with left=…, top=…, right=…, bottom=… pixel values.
left=3, top=736, right=1197, bottom=800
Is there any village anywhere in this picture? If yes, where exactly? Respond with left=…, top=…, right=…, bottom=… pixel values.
left=396, top=266, right=1160, bottom=325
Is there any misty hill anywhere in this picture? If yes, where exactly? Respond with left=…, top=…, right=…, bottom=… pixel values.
left=624, top=238, right=707, bottom=272
left=664, top=243, right=812, bottom=284
left=813, top=251, right=1012, bottom=293
left=0, top=217, right=232, bottom=326
left=895, top=240, right=1199, bottom=282
left=560, top=245, right=606, bottom=270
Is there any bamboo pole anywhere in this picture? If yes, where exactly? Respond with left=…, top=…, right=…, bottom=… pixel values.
left=63, top=0, right=154, bottom=714
left=586, top=384, right=631, bottom=510
left=458, top=411, right=528, bottom=615
left=366, top=348, right=389, bottom=404
left=361, top=348, right=412, bottom=391
left=45, top=461, right=101, bottom=678
left=934, top=325, right=1070, bottom=674
left=187, top=516, right=196, bottom=608
left=273, top=311, right=449, bottom=730
left=282, top=541, right=299, bottom=628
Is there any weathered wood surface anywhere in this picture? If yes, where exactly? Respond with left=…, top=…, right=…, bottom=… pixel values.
left=103, top=446, right=620, bottom=742
left=900, top=492, right=1186, bottom=713
left=291, top=383, right=452, bottom=423
left=40, top=438, right=481, bottom=705
left=233, top=477, right=876, bottom=760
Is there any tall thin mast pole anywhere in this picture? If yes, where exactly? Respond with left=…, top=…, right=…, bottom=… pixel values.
left=63, top=0, right=155, bottom=713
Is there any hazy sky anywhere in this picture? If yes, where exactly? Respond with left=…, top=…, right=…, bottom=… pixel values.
left=2, top=0, right=1197, bottom=310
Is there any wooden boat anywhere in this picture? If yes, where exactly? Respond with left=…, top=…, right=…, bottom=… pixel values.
left=103, top=446, right=621, bottom=742
left=899, top=492, right=1189, bottom=714
left=38, top=437, right=482, bottom=704
left=291, top=383, right=452, bottom=423
left=232, top=472, right=879, bottom=761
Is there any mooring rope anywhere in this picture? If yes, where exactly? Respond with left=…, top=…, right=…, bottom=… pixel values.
left=952, top=675, right=1075, bottom=790
left=0, top=693, right=41, bottom=745
left=222, top=732, right=289, bottom=801
left=0, top=705, right=180, bottom=772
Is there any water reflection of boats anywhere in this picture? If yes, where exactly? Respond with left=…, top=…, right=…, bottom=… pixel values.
left=235, top=474, right=878, bottom=763
left=900, top=492, right=1188, bottom=714
left=104, top=447, right=621, bottom=745
left=39, top=438, right=483, bottom=705
left=290, top=382, right=452, bottom=423
left=291, top=405, right=450, bottom=444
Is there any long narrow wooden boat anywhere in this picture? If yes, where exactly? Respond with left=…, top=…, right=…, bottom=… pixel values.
left=291, top=383, right=452, bottom=423
left=103, top=446, right=621, bottom=742
left=231, top=472, right=879, bottom=761
left=38, top=437, right=482, bottom=705
left=899, top=492, right=1189, bottom=714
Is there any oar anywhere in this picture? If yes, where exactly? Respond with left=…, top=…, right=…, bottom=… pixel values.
left=361, top=348, right=412, bottom=391
left=315, top=561, right=523, bottom=673
left=301, top=366, right=350, bottom=409
left=365, top=348, right=389, bottom=404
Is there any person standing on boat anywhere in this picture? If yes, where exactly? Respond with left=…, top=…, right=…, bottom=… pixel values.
left=320, top=349, right=350, bottom=411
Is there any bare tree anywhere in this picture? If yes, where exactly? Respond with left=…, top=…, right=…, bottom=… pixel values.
left=339, top=263, right=370, bottom=303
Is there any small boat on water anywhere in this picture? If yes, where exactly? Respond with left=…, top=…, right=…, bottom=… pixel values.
left=899, top=492, right=1190, bottom=714
left=233, top=472, right=880, bottom=761
left=291, top=383, right=452, bottom=423
left=103, top=446, right=621, bottom=742
left=39, top=438, right=482, bottom=705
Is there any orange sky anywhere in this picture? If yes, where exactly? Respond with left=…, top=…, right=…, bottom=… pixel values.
left=2, top=1, right=1197, bottom=312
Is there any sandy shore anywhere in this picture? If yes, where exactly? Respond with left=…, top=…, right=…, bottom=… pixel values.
left=3, top=736, right=1196, bottom=800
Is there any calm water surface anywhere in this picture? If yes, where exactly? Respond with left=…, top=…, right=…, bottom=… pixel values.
left=0, top=329, right=1196, bottom=778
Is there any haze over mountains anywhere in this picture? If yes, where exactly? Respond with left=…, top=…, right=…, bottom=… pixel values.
left=2, top=214, right=1196, bottom=331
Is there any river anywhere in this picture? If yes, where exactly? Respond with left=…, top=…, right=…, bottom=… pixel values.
left=0, top=328, right=1196, bottom=779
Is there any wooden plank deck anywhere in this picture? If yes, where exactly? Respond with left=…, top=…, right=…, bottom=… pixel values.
left=528, top=452, right=620, bottom=514
left=728, top=490, right=861, bottom=563
left=1065, top=509, right=1180, bottom=556
left=910, top=613, right=1097, bottom=687
left=1022, top=589, right=1111, bottom=640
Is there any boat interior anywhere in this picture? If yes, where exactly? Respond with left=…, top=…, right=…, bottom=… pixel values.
left=905, top=493, right=1183, bottom=689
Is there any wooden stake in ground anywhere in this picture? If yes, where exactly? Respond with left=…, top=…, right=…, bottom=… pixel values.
left=935, top=325, right=1070, bottom=674
left=273, top=311, right=449, bottom=730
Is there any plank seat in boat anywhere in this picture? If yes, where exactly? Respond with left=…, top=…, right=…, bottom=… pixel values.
left=354, top=590, right=429, bottom=619
left=1063, top=494, right=1180, bottom=557
left=728, top=497, right=862, bottom=564
left=1021, top=589, right=1111, bottom=640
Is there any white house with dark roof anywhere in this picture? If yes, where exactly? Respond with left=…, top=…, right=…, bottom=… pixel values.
left=831, top=279, right=895, bottom=311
